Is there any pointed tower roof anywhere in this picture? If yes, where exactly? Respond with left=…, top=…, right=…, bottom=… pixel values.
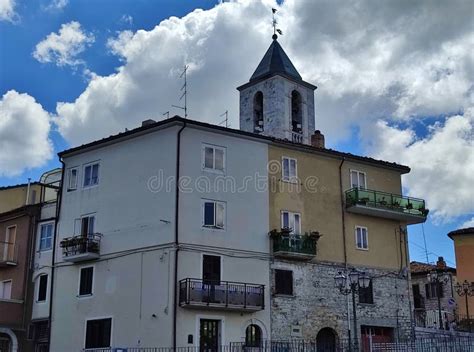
left=250, top=39, right=302, bottom=82
left=237, top=37, right=316, bottom=91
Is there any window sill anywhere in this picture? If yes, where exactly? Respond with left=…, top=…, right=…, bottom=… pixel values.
left=202, top=226, right=225, bottom=231
left=356, top=247, right=369, bottom=251
left=273, top=293, right=295, bottom=298
left=202, top=167, right=225, bottom=175
left=82, top=184, right=99, bottom=190
left=358, top=302, right=375, bottom=306
left=77, top=294, right=93, bottom=299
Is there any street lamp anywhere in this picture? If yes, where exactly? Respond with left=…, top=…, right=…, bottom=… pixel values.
left=454, top=280, right=474, bottom=332
left=335, top=269, right=371, bottom=352
left=428, top=269, right=449, bottom=330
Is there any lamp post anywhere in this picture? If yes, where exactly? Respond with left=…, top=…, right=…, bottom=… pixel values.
left=454, top=280, right=474, bottom=332
left=427, top=269, right=449, bottom=330
left=335, top=269, right=371, bottom=352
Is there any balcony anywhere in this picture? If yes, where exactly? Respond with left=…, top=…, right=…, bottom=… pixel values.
left=0, top=242, right=18, bottom=267
left=270, top=229, right=320, bottom=260
left=179, top=278, right=265, bottom=312
left=345, top=188, right=428, bottom=224
left=291, top=131, right=303, bottom=143
left=60, top=233, right=102, bottom=263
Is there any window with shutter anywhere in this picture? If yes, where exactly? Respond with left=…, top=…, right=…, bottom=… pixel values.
left=275, top=269, right=293, bottom=295
left=79, top=267, right=94, bottom=296
left=85, top=318, right=112, bottom=348
left=358, top=279, right=374, bottom=304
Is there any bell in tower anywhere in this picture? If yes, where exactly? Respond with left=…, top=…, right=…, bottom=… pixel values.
left=237, top=33, right=317, bottom=144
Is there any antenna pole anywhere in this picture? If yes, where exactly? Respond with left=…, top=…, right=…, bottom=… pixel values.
left=219, top=110, right=229, bottom=128
left=173, top=65, right=189, bottom=118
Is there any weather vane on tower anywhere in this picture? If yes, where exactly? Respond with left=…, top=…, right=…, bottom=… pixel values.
left=272, top=8, right=283, bottom=40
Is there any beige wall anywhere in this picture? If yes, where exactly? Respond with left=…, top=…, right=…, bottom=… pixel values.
left=452, top=234, right=474, bottom=316
left=268, top=145, right=409, bottom=270
left=0, top=184, right=43, bottom=214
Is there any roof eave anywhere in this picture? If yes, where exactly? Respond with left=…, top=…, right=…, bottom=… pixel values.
left=237, top=73, right=317, bottom=91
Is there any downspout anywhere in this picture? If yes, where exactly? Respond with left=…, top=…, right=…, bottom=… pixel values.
left=26, top=178, right=31, bottom=205
left=47, top=159, right=65, bottom=347
left=173, top=121, right=186, bottom=350
left=338, top=158, right=352, bottom=341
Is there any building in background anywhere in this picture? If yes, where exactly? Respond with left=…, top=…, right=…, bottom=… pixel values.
left=0, top=171, right=60, bottom=352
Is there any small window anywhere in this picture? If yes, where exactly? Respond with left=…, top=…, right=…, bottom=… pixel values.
left=80, top=215, right=95, bottom=237
left=281, top=211, right=301, bottom=235
left=282, top=157, right=297, bottom=182
left=83, top=163, right=100, bottom=187
left=68, top=168, right=78, bottom=191
left=37, top=275, right=48, bottom=302
left=0, top=280, right=12, bottom=299
left=79, top=267, right=94, bottom=296
left=358, top=279, right=374, bottom=304
left=245, top=324, right=262, bottom=347
left=425, top=282, right=443, bottom=299
left=203, top=200, right=225, bottom=229
left=350, top=170, right=366, bottom=189
left=202, top=144, right=225, bottom=172
left=355, top=226, right=368, bottom=250
left=275, top=269, right=293, bottom=295
left=39, top=223, right=53, bottom=251
left=85, top=318, right=112, bottom=348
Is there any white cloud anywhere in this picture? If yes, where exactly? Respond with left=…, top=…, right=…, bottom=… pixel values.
left=0, top=0, right=18, bottom=22
left=460, top=217, right=474, bottom=229
left=0, top=91, right=53, bottom=177
left=33, top=21, right=94, bottom=67
left=53, top=0, right=473, bottom=220
left=368, top=109, right=474, bottom=222
left=120, top=14, right=133, bottom=26
left=44, top=0, right=69, bottom=11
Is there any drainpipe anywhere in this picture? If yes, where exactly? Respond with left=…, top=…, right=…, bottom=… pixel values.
left=26, top=178, right=31, bottom=205
left=47, top=159, right=65, bottom=348
left=173, top=121, right=186, bottom=350
left=338, top=158, right=352, bottom=343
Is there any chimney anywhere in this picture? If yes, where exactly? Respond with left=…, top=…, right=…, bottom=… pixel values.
left=141, top=119, right=156, bottom=127
left=436, top=256, right=446, bottom=270
left=311, top=130, right=325, bottom=148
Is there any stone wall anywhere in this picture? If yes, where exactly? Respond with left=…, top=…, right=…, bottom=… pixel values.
left=271, top=260, right=413, bottom=342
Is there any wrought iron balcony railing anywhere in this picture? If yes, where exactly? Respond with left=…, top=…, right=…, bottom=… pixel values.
left=345, top=188, right=428, bottom=224
left=272, top=234, right=317, bottom=260
left=179, top=278, right=264, bottom=312
left=60, top=233, right=102, bottom=263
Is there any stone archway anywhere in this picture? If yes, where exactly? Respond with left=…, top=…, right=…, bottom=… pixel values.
left=316, top=327, right=337, bottom=352
left=0, top=328, right=18, bottom=352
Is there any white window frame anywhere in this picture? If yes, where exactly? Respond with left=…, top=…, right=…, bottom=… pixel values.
left=0, top=279, right=12, bottom=299
left=350, top=169, right=367, bottom=189
left=67, top=167, right=78, bottom=191
left=84, top=316, right=113, bottom=349
left=83, top=162, right=100, bottom=188
left=78, top=265, right=95, bottom=298
left=202, top=199, right=226, bottom=230
left=75, top=214, right=96, bottom=237
left=280, top=211, right=301, bottom=235
left=282, top=157, right=298, bottom=183
left=355, top=226, right=369, bottom=250
left=36, top=274, right=48, bottom=303
left=38, top=222, right=54, bottom=251
left=202, top=144, right=226, bottom=173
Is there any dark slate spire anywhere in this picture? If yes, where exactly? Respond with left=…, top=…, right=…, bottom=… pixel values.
left=249, top=38, right=302, bottom=82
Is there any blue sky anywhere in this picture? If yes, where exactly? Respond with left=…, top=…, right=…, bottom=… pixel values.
left=1, top=0, right=472, bottom=267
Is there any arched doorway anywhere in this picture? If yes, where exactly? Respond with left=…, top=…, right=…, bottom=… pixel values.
left=316, top=327, right=337, bottom=352
left=245, top=324, right=262, bottom=347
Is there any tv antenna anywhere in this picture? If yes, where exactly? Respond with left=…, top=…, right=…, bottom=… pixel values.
left=218, top=110, right=229, bottom=128
left=172, top=65, right=188, bottom=118
left=271, top=8, right=283, bottom=40
left=162, top=111, right=170, bottom=119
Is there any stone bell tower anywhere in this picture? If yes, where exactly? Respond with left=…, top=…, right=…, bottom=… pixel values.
left=237, top=35, right=317, bottom=145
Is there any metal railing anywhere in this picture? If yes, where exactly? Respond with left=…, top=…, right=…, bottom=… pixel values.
left=273, top=235, right=317, bottom=257
left=345, top=188, right=428, bottom=217
left=60, top=233, right=102, bottom=258
left=0, top=241, right=18, bottom=265
left=179, top=278, right=264, bottom=310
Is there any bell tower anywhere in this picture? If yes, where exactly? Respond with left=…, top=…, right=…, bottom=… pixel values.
left=237, top=35, right=317, bottom=144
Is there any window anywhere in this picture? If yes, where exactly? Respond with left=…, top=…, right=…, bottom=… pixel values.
left=85, top=318, right=112, bottom=349
left=245, top=324, right=262, bottom=347
left=281, top=211, right=301, bottom=235
left=275, top=269, right=293, bottom=295
left=37, top=275, right=48, bottom=302
left=3, top=226, right=16, bottom=262
left=0, top=280, right=12, bottom=299
left=350, top=170, right=366, bottom=189
left=202, top=255, right=221, bottom=284
left=359, top=279, right=374, bottom=304
left=413, top=284, right=423, bottom=309
left=203, top=145, right=225, bottom=172
left=80, top=215, right=95, bottom=237
left=79, top=267, right=94, bottom=296
left=39, top=223, right=53, bottom=251
left=355, top=226, right=368, bottom=250
left=83, top=163, right=99, bottom=187
left=425, top=282, right=443, bottom=299
left=203, top=200, right=225, bottom=229
left=282, top=157, right=297, bottom=182
left=253, top=91, right=264, bottom=132
left=68, top=168, right=78, bottom=191
left=291, top=90, right=302, bottom=133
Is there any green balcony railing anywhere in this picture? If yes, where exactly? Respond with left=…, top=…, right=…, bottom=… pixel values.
left=345, top=188, right=428, bottom=217
left=273, top=235, right=317, bottom=256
